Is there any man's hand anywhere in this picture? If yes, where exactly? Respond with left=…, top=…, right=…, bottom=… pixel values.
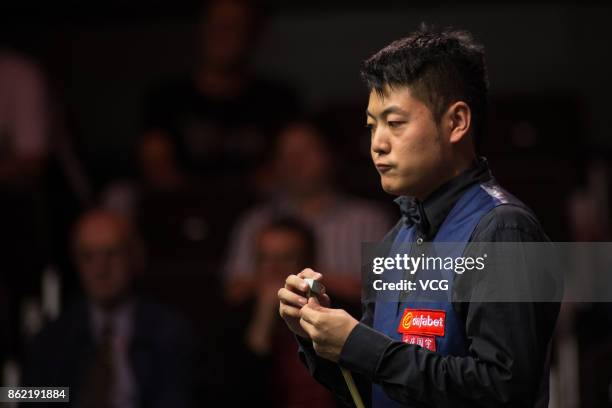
left=278, top=268, right=330, bottom=339
left=299, top=298, right=359, bottom=362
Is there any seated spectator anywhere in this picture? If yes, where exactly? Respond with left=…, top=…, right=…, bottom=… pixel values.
left=229, top=217, right=336, bottom=407
left=102, top=130, right=188, bottom=220
left=0, top=50, right=51, bottom=368
left=142, top=0, right=298, bottom=191
left=22, top=209, right=198, bottom=408
left=224, top=119, right=392, bottom=307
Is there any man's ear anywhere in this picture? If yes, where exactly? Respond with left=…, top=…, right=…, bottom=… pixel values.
left=445, top=101, right=471, bottom=144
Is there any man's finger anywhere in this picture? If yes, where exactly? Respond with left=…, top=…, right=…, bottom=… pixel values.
left=279, top=303, right=301, bottom=319
left=298, top=268, right=322, bottom=280
left=300, top=301, right=326, bottom=326
left=308, top=296, right=325, bottom=309
left=285, top=274, right=309, bottom=293
left=278, top=287, right=307, bottom=308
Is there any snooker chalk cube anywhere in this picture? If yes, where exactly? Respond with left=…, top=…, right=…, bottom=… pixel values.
left=305, top=278, right=325, bottom=298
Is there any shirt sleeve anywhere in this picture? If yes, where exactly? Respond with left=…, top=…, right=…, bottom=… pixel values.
left=337, top=205, right=560, bottom=407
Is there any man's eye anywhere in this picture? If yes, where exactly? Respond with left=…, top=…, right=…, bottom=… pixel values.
left=388, top=121, right=405, bottom=128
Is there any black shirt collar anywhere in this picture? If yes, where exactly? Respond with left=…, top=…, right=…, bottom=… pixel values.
left=394, top=156, right=492, bottom=239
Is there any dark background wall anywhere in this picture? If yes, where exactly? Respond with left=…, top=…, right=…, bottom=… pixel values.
left=2, top=1, right=611, bottom=178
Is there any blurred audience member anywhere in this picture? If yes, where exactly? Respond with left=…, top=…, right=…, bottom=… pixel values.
left=225, top=119, right=392, bottom=306
left=0, top=50, right=51, bottom=367
left=564, top=159, right=612, bottom=407
left=230, top=217, right=336, bottom=407
left=142, top=0, right=298, bottom=191
left=22, top=209, right=198, bottom=408
left=102, top=131, right=188, bottom=220
left=0, top=50, right=48, bottom=186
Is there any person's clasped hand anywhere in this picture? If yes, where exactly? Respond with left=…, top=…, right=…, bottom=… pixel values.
left=278, top=268, right=359, bottom=362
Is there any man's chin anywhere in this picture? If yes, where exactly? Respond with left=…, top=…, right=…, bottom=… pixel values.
left=380, top=180, right=404, bottom=196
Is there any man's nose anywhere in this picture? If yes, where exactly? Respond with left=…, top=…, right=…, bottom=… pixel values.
left=371, top=128, right=391, bottom=156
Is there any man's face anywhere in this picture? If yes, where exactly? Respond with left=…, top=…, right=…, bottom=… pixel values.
left=74, top=213, right=139, bottom=308
left=275, top=124, right=331, bottom=197
left=367, top=85, right=450, bottom=198
left=256, top=229, right=307, bottom=283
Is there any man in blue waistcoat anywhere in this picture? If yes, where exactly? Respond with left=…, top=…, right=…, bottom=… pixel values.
left=278, top=24, right=560, bottom=407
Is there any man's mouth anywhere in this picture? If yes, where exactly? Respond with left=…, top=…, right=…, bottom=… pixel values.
left=375, top=163, right=393, bottom=174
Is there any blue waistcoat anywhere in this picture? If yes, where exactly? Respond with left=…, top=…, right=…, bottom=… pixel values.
left=371, top=179, right=520, bottom=407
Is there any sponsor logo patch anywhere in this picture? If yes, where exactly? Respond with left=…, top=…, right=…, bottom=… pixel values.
left=397, top=308, right=446, bottom=337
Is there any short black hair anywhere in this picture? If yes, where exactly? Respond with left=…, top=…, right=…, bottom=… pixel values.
left=361, top=24, right=489, bottom=145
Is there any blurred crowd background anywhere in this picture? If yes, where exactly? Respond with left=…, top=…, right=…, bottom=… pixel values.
left=1, top=0, right=611, bottom=407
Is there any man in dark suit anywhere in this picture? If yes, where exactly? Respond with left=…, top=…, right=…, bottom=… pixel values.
left=22, top=209, right=198, bottom=408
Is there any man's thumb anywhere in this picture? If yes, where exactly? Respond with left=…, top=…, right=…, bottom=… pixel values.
left=308, top=296, right=322, bottom=308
